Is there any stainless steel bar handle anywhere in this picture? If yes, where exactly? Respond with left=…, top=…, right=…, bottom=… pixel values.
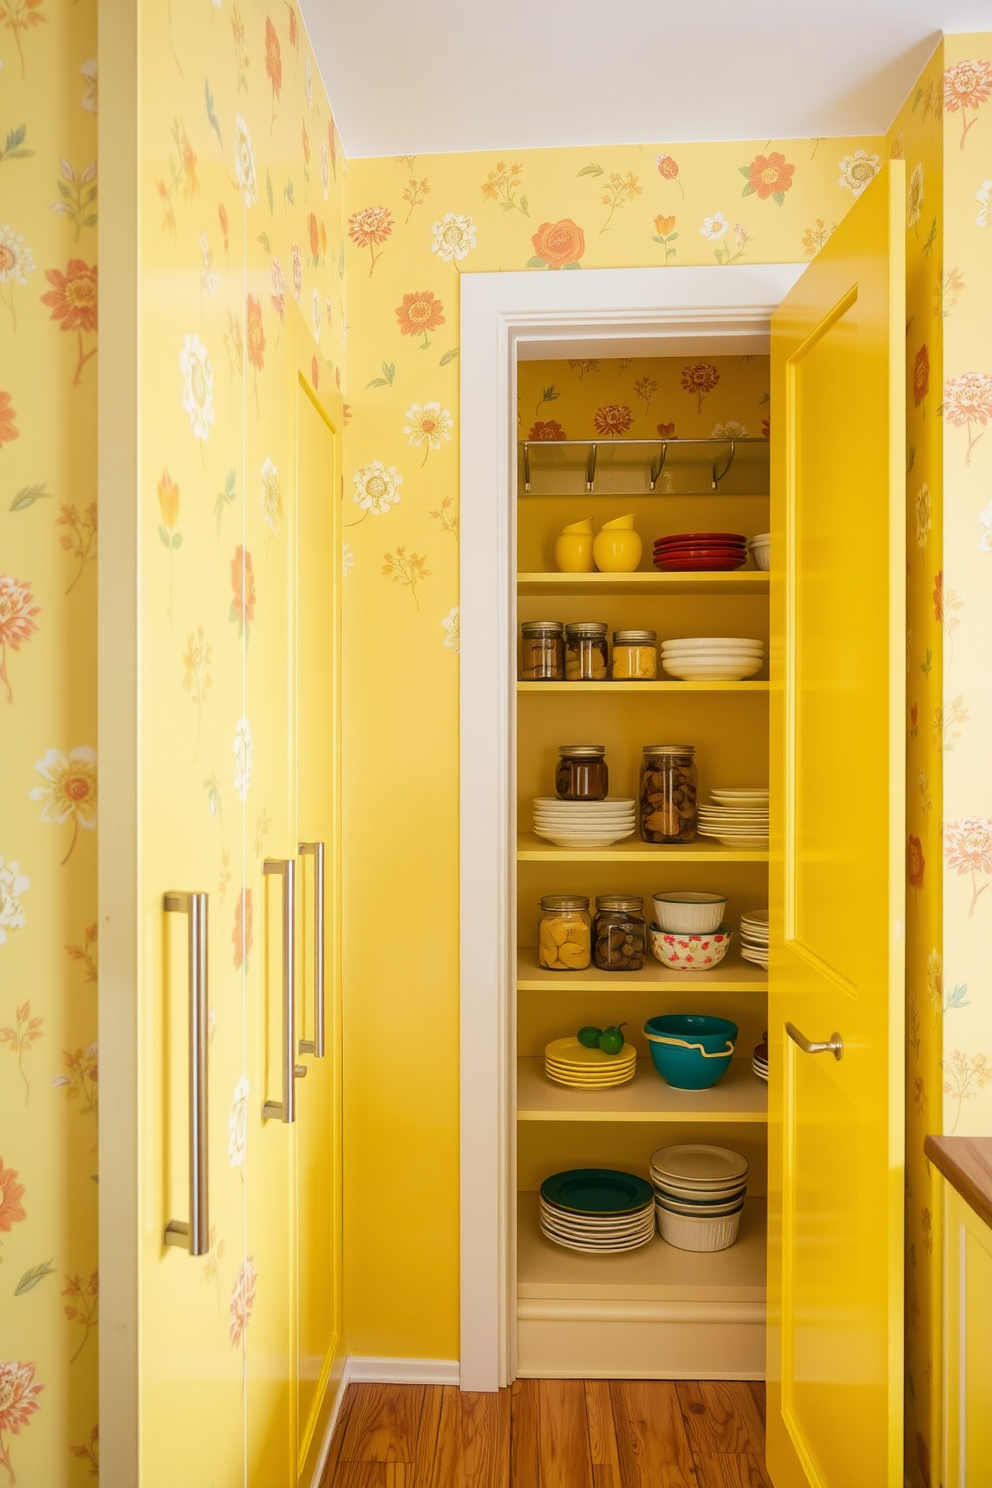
left=263, top=858, right=303, bottom=1122
left=786, top=1022, right=844, bottom=1061
left=297, top=841, right=325, bottom=1058
left=163, top=891, right=209, bottom=1256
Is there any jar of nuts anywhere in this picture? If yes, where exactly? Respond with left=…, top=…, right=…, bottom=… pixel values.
left=520, top=620, right=564, bottom=681
left=594, top=896, right=646, bottom=970
left=556, top=744, right=609, bottom=801
left=640, top=745, right=698, bottom=843
left=612, top=630, right=658, bottom=680
left=565, top=622, right=609, bottom=681
left=538, top=895, right=592, bottom=970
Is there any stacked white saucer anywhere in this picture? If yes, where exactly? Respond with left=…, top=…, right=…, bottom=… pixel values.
left=739, top=908, right=769, bottom=968
left=661, top=637, right=765, bottom=681
left=696, top=788, right=769, bottom=848
left=531, top=797, right=636, bottom=848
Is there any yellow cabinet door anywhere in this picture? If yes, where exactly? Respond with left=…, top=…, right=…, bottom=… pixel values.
left=943, top=1185, right=992, bottom=1488
left=768, top=162, right=905, bottom=1488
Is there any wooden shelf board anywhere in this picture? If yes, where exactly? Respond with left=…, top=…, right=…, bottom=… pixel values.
left=517, top=680, right=769, bottom=693
left=517, top=833, right=769, bottom=864
left=516, top=947, right=767, bottom=994
left=517, top=1193, right=767, bottom=1304
left=517, top=1057, right=767, bottom=1124
left=517, top=571, right=770, bottom=597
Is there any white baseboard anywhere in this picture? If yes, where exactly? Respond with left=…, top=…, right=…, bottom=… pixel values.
left=346, top=1355, right=461, bottom=1386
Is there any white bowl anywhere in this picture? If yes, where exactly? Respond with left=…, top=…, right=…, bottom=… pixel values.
left=532, top=829, right=636, bottom=847
left=651, top=891, right=727, bottom=934
left=662, top=637, right=764, bottom=651
left=662, top=660, right=763, bottom=681
left=656, top=1205, right=742, bottom=1252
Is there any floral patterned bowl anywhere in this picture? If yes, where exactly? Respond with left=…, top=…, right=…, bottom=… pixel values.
left=648, top=923, right=733, bottom=971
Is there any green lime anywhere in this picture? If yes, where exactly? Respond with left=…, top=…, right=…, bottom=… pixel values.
left=598, top=1023, right=626, bottom=1055
left=577, top=1026, right=603, bottom=1048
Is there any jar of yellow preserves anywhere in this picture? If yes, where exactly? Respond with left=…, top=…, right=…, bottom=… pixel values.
left=612, top=630, right=657, bottom=680
left=538, top=895, right=592, bottom=970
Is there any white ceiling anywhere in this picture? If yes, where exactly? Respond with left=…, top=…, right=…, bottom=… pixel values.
left=301, top=1, right=989, bottom=159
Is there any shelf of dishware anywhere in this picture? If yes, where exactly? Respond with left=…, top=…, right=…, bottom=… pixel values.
left=517, top=834, right=769, bottom=864
left=518, top=680, right=769, bottom=694
left=517, top=1057, right=767, bottom=1123
left=515, top=947, right=767, bottom=993
left=518, top=437, right=770, bottom=498
left=517, top=570, right=770, bottom=597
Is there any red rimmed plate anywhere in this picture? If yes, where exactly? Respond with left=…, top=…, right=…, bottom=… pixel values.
left=654, top=532, right=747, bottom=546
left=654, top=559, right=747, bottom=572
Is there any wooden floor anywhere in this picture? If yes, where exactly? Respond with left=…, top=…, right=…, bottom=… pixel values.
left=322, top=1379, right=773, bottom=1487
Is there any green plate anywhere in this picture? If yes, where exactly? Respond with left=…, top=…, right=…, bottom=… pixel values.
left=540, top=1168, right=653, bottom=1215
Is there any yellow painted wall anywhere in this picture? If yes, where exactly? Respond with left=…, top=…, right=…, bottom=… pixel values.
left=342, top=133, right=886, bottom=1359
left=0, top=2, right=100, bottom=1480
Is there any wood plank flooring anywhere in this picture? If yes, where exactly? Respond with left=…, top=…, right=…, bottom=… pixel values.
left=322, top=1380, right=773, bottom=1487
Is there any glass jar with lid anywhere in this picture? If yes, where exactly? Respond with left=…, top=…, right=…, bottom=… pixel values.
left=520, top=620, right=564, bottom=681
left=564, top=622, right=609, bottom=681
left=556, top=744, right=609, bottom=801
left=640, top=745, right=698, bottom=843
left=538, top=895, right=592, bottom=970
left=593, top=896, right=647, bottom=970
left=612, top=629, right=657, bottom=680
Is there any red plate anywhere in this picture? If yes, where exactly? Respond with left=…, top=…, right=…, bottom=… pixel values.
left=655, top=536, right=746, bottom=550
left=654, top=556, right=746, bottom=572
left=654, top=545, right=746, bottom=558
left=655, top=532, right=746, bottom=546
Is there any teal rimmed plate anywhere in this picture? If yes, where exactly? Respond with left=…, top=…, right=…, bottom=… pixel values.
left=540, top=1168, right=653, bottom=1215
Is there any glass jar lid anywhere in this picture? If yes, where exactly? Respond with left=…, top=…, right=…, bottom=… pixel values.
left=540, top=894, right=590, bottom=912
left=521, top=620, right=564, bottom=635
left=614, top=629, right=657, bottom=644
left=595, top=895, right=644, bottom=913
left=642, top=744, right=695, bottom=757
left=559, top=744, right=606, bottom=757
left=564, top=621, right=609, bottom=638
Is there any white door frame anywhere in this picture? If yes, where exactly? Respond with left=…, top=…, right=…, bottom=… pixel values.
left=458, top=263, right=804, bottom=1393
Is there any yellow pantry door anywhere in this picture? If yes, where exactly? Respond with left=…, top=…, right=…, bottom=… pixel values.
left=767, top=161, right=905, bottom=1488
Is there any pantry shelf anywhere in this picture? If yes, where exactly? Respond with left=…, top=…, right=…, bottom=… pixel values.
left=517, top=1056, right=767, bottom=1123
left=517, top=680, right=769, bottom=694
left=517, top=834, right=769, bottom=864
left=517, top=571, right=770, bottom=598
left=516, top=948, right=768, bottom=993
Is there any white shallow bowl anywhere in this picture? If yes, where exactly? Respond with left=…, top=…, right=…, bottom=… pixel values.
left=651, top=891, right=727, bottom=934
left=534, top=807, right=636, bottom=819
left=663, top=662, right=763, bottom=681
left=532, top=829, right=636, bottom=847
left=656, top=1206, right=743, bottom=1252
left=662, top=645, right=764, bottom=658
left=662, top=637, right=764, bottom=652
left=655, top=1194, right=746, bottom=1218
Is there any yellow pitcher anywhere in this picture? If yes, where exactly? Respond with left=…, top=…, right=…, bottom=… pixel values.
left=593, top=513, right=643, bottom=573
left=554, top=516, right=595, bottom=573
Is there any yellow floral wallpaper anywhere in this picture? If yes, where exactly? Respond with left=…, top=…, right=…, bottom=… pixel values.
left=0, top=0, right=100, bottom=1481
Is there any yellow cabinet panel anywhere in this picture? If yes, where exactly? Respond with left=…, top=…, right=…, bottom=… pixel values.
left=943, top=1186, right=992, bottom=1488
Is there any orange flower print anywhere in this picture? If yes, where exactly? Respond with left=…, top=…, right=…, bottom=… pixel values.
left=0, top=391, right=18, bottom=447
left=264, top=16, right=282, bottom=121
left=743, top=151, right=795, bottom=204
left=944, top=817, right=992, bottom=916
left=943, top=59, right=992, bottom=148
left=230, top=545, right=256, bottom=638
left=0, top=574, right=40, bottom=704
left=286, top=2, right=298, bottom=50
left=944, top=370, right=992, bottom=464
left=40, top=259, right=97, bottom=386
left=908, top=834, right=925, bottom=891
left=301, top=119, right=310, bottom=168
left=395, top=290, right=445, bottom=348
left=593, top=404, right=634, bottom=438
left=681, top=362, right=720, bottom=411
left=246, top=295, right=265, bottom=373
left=308, top=211, right=320, bottom=264
left=218, top=202, right=229, bottom=254
left=761, top=417, right=770, bottom=439
left=0, top=0, right=46, bottom=79
left=529, top=420, right=566, bottom=441
left=232, top=887, right=252, bottom=970
left=529, top=219, right=585, bottom=270
left=230, top=1255, right=257, bottom=1394
left=348, top=205, right=393, bottom=277
left=0, top=1160, right=26, bottom=1232
left=933, top=570, right=944, bottom=622
left=655, top=214, right=676, bottom=236
left=0, top=1359, right=43, bottom=1486
left=30, top=746, right=97, bottom=864
left=913, top=345, right=929, bottom=410
left=656, top=153, right=684, bottom=198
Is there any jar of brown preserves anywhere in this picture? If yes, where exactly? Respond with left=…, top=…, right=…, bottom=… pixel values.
left=640, top=745, right=697, bottom=843
left=556, top=745, right=609, bottom=801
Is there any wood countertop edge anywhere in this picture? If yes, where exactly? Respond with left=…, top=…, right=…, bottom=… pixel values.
left=925, top=1134, right=992, bottom=1233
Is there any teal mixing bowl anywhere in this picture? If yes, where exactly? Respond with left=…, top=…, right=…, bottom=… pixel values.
left=643, top=1014, right=738, bottom=1089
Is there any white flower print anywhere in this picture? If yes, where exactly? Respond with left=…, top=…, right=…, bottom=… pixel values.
left=711, top=420, right=748, bottom=440
left=291, top=243, right=302, bottom=300
left=319, top=141, right=329, bottom=201
left=430, top=213, right=477, bottom=263
left=180, top=333, right=215, bottom=441
left=230, top=1255, right=257, bottom=1350
left=0, top=226, right=35, bottom=285
left=342, top=543, right=355, bottom=578
left=442, top=607, right=460, bottom=654
left=976, top=181, right=992, bottom=230
left=0, top=853, right=30, bottom=947
left=233, top=717, right=253, bottom=803
left=80, top=59, right=98, bottom=112
left=228, top=1074, right=249, bottom=1169
left=699, top=213, right=729, bottom=242
left=352, top=460, right=402, bottom=515
left=305, top=55, right=313, bottom=108
left=200, top=232, right=218, bottom=297
left=838, top=150, right=880, bottom=199
left=978, top=499, right=992, bottom=552
left=916, top=483, right=931, bottom=548
left=234, top=114, right=257, bottom=208
left=311, top=287, right=321, bottom=343
left=907, top=163, right=924, bottom=228
left=260, top=458, right=281, bottom=532
left=403, top=401, right=454, bottom=462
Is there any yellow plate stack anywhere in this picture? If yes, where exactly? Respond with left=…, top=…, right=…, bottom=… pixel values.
left=544, top=1035, right=637, bottom=1088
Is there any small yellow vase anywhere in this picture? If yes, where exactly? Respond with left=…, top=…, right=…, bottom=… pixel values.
left=593, top=514, right=643, bottom=573
left=554, top=516, right=595, bottom=573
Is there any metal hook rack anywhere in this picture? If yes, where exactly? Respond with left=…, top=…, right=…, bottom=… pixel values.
left=519, top=436, right=764, bottom=497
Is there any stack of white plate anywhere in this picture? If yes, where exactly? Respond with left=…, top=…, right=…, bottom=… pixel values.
left=749, top=533, right=771, bottom=571
left=660, top=637, right=765, bottom=682
left=539, top=1169, right=656, bottom=1253
left=739, top=908, right=769, bottom=967
left=697, top=789, right=769, bottom=848
left=531, top=797, right=636, bottom=848
left=752, top=1039, right=768, bottom=1083
left=650, top=1144, right=749, bottom=1252
left=544, top=1035, right=637, bottom=1089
